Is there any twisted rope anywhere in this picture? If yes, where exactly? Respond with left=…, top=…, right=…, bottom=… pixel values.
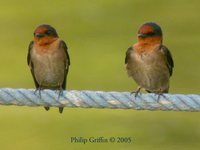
left=0, top=88, right=200, bottom=111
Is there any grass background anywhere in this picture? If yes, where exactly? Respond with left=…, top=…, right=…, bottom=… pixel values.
left=0, top=0, right=200, bottom=149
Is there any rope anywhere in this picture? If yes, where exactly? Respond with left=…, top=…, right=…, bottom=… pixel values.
left=0, top=88, right=200, bottom=111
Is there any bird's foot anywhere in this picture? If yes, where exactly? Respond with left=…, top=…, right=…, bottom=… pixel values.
left=131, top=87, right=142, bottom=98
left=57, top=86, right=64, bottom=100
left=34, top=87, right=42, bottom=99
left=155, top=90, right=167, bottom=102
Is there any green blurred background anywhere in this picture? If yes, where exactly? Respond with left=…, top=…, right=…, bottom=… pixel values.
left=0, top=0, right=200, bottom=149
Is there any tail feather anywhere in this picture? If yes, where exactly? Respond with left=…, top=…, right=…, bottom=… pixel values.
left=59, top=107, right=64, bottom=113
left=44, top=107, right=50, bottom=111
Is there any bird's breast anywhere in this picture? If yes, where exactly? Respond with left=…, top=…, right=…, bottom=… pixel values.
left=126, top=48, right=170, bottom=91
left=31, top=42, right=66, bottom=86
left=132, top=49, right=167, bottom=72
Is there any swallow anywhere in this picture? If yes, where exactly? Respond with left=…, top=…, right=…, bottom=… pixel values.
left=125, top=22, right=174, bottom=97
left=27, top=24, right=70, bottom=113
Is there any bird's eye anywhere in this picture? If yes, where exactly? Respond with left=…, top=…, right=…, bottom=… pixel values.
left=46, top=30, right=52, bottom=35
left=147, top=32, right=155, bottom=36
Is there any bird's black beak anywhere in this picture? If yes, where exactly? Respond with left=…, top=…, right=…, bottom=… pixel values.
left=35, top=33, right=45, bottom=38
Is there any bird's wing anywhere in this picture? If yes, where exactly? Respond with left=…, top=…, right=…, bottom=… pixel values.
left=27, top=41, right=39, bottom=88
left=59, top=40, right=70, bottom=66
left=125, top=46, right=134, bottom=64
left=27, top=41, right=34, bottom=66
left=59, top=40, right=70, bottom=90
left=161, top=45, right=174, bottom=76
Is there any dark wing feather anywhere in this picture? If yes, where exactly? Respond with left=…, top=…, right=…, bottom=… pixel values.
left=27, top=41, right=39, bottom=88
left=59, top=40, right=70, bottom=90
left=125, top=46, right=134, bottom=64
left=59, top=40, right=70, bottom=66
left=161, top=45, right=174, bottom=76
left=27, top=41, right=34, bottom=65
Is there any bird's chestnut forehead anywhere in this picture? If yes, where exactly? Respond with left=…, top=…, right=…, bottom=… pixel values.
left=138, top=25, right=154, bottom=34
left=34, top=27, right=48, bottom=34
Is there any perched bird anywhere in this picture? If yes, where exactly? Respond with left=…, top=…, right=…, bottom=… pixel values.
left=125, top=22, right=174, bottom=96
left=27, top=24, right=70, bottom=113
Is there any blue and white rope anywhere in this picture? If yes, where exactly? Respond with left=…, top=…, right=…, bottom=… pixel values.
left=0, top=88, right=200, bottom=111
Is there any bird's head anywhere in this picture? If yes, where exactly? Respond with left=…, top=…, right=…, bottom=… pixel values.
left=137, top=22, right=162, bottom=43
left=33, top=24, right=59, bottom=45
